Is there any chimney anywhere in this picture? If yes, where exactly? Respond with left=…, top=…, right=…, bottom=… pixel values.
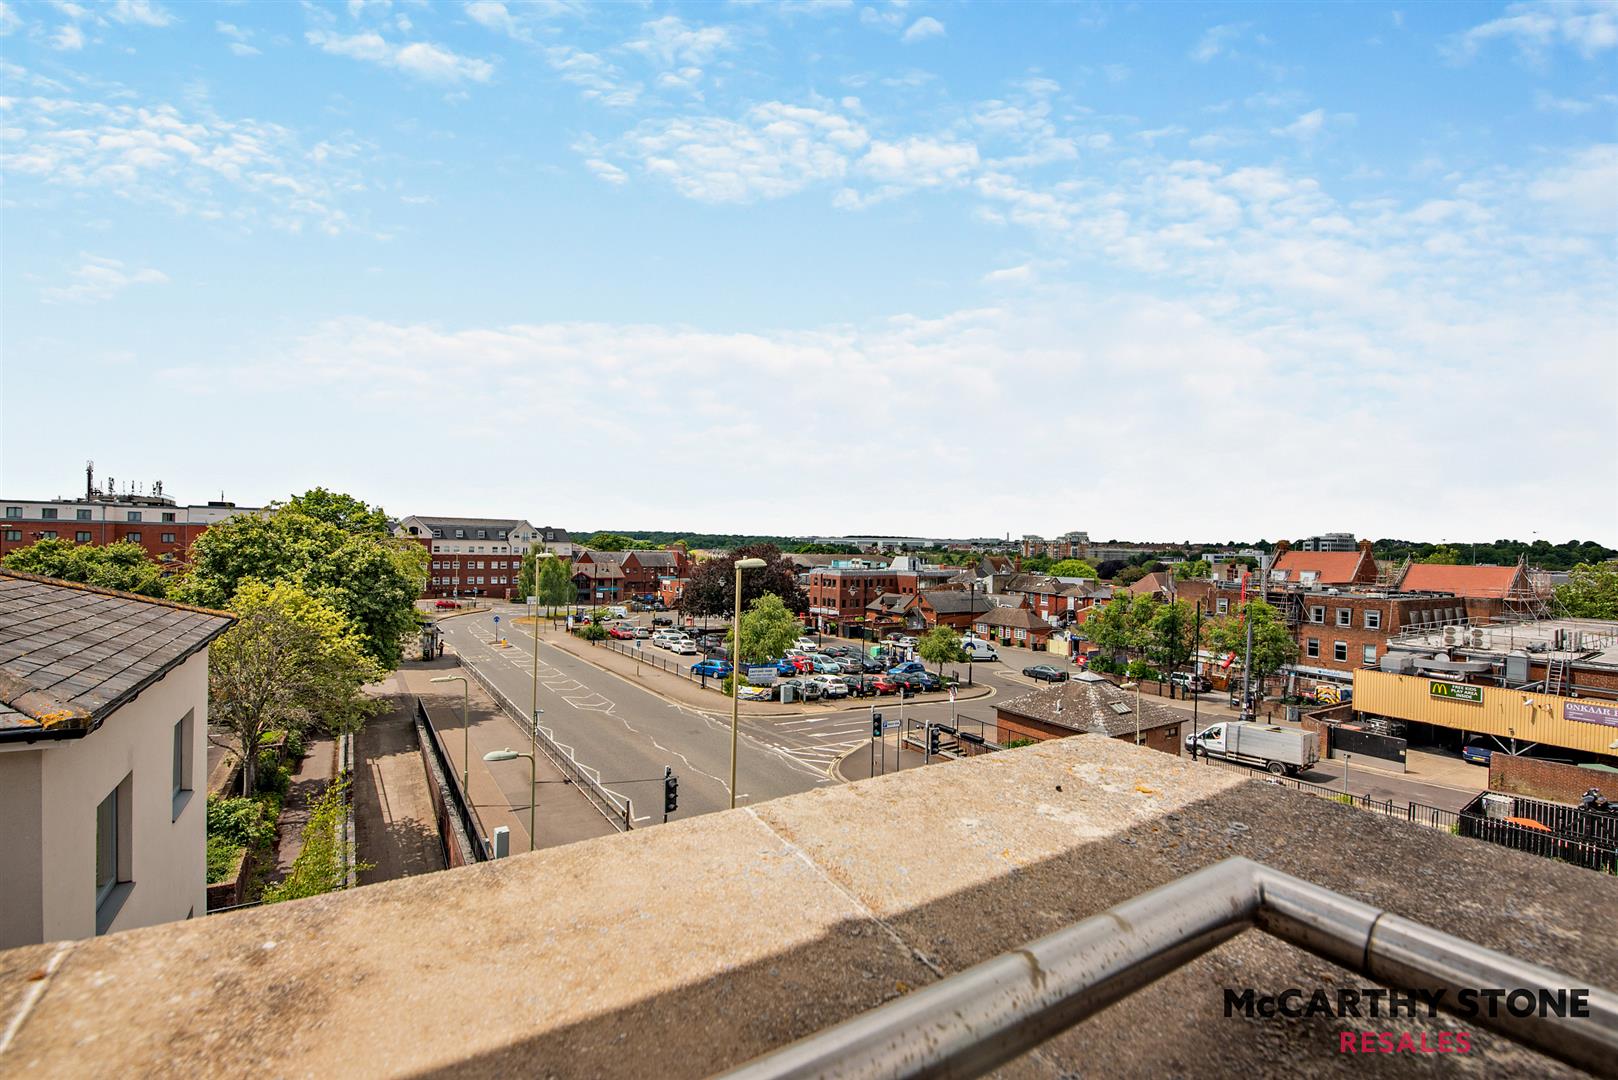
left=1274, top=541, right=1291, bottom=555
left=1358, top=539, right=1373, bottom=553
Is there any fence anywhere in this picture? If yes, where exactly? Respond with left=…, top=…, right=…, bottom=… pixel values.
left=458, top=652, right=634, bottom=832
left=415, top=699, right=486, bottom=866
left=336, top=732, right=357, bottom=888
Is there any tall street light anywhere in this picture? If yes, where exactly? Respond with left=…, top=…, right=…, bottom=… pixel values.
left=526, top=560, right=549, bottom=814
left=431, top=674, right=470, bottom=795
left=483, top=749, right=535, bottom=852
left=730, top=557, right=768, bottom=809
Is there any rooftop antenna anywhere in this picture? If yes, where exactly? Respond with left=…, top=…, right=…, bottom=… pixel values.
left=85, top=460, right=95, bottom=500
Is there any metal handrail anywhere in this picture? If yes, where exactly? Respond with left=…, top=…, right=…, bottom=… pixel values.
left=715, top=857, right=1618, bottom=1079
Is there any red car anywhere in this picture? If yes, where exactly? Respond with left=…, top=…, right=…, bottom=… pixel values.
left=783, top=655, right=814, bottom=674
left=434, top=600, right=460, bottom=609
left=608, top=625, right=637, bottom=639
left=869, top=675, right=900, bottom=695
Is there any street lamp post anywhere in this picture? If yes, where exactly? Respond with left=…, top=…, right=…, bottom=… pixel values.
left=730, top=557, right=768, bottom=809
left=1122, top=680, right=1142, bottom=745
left=483, top=749, right=536, bottom=853
left=430, top=674, right=470, bottom=796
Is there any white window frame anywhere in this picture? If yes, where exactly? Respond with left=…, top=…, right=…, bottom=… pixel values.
left=1333, top=641, right=1348, bottom=662
left=1309, top=605, right=1325, bottom=624
left=1335, top=608, right=1351, bottom=628
left=172, top=709, right=194, bottom=820
left=1364, top=609, right=1381, bottom=630
left=1362, top=644, right=1378, bottom=666
left=1306, top=638, right=1320, bottom=658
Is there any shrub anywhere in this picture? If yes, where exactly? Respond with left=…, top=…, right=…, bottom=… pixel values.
left=256, top=749, right=290, bottom=797
left=206, top=835, right=245, bottom=885
left=263, top=779, right=367, bottom=903
left=207, top=794, right=276, bottom=848
left=1005, top=737, right=1036, bottom=749
left=578, top=622, right=609, bottom=642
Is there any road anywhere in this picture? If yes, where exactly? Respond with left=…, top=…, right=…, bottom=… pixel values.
left=437, top=611, right=876, bottom=825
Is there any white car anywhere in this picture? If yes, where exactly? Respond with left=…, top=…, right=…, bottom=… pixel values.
left=895, top=636, right=919, bottom=649
left=808, top=674, right=849, bottom=698
left=794, top=637, right=818, bottom=652
left=667, top=639, right=699, bottom=655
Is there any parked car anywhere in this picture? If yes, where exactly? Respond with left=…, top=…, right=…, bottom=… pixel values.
left=868, top=675, right=900, bottom=695
left=1023, top=665, right=1069, bottom=683
left=608, top=626, right=637, bottom=640
left=782, top=655, right=814, bottom=673
left=888, top=660, right=925, bottom=676
left=433, top=599, right=460, bottom=610
left=895, top=635, right=919, bottom=649
left=839, top=675, right=875, bottom=697
left=668, top=640, right=699, bottom=655
left=858, top=656, right=888, bottom=674
left=909, top=671, right=944, bottom=692
left=1461, top=744, right=1494, bottom=766
left=809, top=675, right=850, bottom=698
left=691, top=659, right=732, bottom=679
left=775, top=659, right=801, bottom=677
left=823, top=645, right=857, bottom=658
left=794, top=637, right=818, bottom=652
left=652, top=616, right=674, bottom=627
left=632, top=627, right=651, bottom=639
left=1170, top=672, right=1212, bottom=693
left=779, top=678, right=822, bottom=701
left=811, top=658, right=844, bottom=674
left=891, top=672, right=928, bottom=693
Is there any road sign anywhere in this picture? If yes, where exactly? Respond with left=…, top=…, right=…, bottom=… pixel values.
left=493, top=615, right=500, bottom=623
left=948, top=686, right=956, bottom=703
left=527, top=596, right=539, bottom=606
left=884, top=718, right=900, bottom=731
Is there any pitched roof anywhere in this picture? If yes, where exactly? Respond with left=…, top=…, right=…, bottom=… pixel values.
left=1396, top=564, right=1527, bottom=599
left=573, top=557, right=624, bottom=579
left=979, top=555, right=1014, bottom=574
left=0, top=571, right=234, bottom=739
left=866, top=593, right=915, bottom=614
left=975, top=606, right=1053, bottom=631
left=397, top=515, right=530, bottom=534
left=1270, top=550, right=1369, bottom=585
left=996, top=673, right=1185, bottom=737
left=1000, top=573, right=1063, bottom=596
left=1127, top=572, right=1173, bottom=596
left=628, top=550, right=681, bottom=569
left=918, top=590, right=994, bottom=616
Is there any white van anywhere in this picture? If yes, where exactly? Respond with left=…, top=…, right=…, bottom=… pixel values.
left=961, top=637, right=999, bottom=661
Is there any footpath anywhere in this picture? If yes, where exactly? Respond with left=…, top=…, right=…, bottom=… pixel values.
left=264, top=736, right=336, bottom=887
left=396, top=657, right=617, bottom=854
left=352, top=674, right=446, bottom=883
left=534, top=625, right=994, bottom=719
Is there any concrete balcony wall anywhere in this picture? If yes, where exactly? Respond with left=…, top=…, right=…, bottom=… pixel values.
left=2, top=737, right=1615, bottom=1078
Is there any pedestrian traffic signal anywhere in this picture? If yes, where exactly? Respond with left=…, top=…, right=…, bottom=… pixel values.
left=663, top=768, right=678, bottom=814
left=872, top=712, right=883, bottom=738
left=927, top=726, right=940, bottom=755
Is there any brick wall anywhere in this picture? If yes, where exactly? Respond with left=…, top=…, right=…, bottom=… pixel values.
left=993, top=711, right=1182, bottom=756
left=1300, top=703, right=1352, bottom=757
left=1489, top=754, right=1604, bottom=806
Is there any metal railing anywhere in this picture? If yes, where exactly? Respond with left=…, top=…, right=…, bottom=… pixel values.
left=458, top=653, right=634, bottom=832
left=716, top=857, right=1618, bottom=1080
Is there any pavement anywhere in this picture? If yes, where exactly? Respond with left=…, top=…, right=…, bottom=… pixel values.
left=397, top=658, right=618, bottom=855
left=352, top=677, right=446, bottom=883
left=265, top=736, right=337, bottom=886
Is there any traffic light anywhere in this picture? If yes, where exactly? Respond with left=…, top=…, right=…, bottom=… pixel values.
left=663, top=767, right=678, bottom=815
left=872, top=712, right=883, bottom=738
left=927, top=726, right=940, bottom=755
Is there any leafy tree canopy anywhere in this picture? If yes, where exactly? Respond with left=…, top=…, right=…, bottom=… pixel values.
left=1418, top=546, right=1461, bottom=565
left=3, top=538, right=169, bottom=597
left=1047, top=559, right=1099, bottom=579
left=917, top=625, right=967, bottom=673
left=1206, top=600, right=1297, bottom=684
left=1174, top=559, right=1212, bottom=580
left=1556, top=561, right=1618, bottom=620
left=283, top=488, right=390, bottom=536
left=173, top=490, right=427, bottom=669
left=582, top=532, right=660, bottom=551
left=680, top=544, right=807, bottom=617
left=729, top=593, right=803, bottom=663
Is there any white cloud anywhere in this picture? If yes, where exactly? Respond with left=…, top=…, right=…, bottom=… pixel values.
left=1273, top=108, right=1325, bottom=140
left=858, top=136, right=979, bottom=187
left=0, top=3, right=22, bottom=36
left=1191, top=23, right=1243, bottom=62
left=1452, top=0, right=1618, bottom=62
left=982, top=263, right=1034, bottom=284
left=109, top=0, right=172, bottom=28
left=901, top=16, right=945, bottom=43
left=1526, top=144, right=1618, bottom=230
left=465, top=1, right=517, bottom=37
left=228, top=42, right=260, bottom=57
left=307, top=29, right=494, bottom=84
left=626, top=15, right=733, bottom=67
left=52, top=21, right=84, bottom=50
left=42, top=255, right=168, bottom=303
left=584, top=157, right=628, bottom=185
left=545, top=45, right=640, bottom=107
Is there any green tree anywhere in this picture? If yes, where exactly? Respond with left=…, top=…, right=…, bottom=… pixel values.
left=1021, top=553, right=1054, bottom=573
left=1419, top=546, right=1462, bottom=565
left=1556, top=561, right=1618, bottom=619
left=1047, top=559, right=1099, bottom=578
left=1206, top=600, right=1297, bottom=697
left=582, top=532, right=658, bottom=551
left=209, top=580, right=382, bottom=797
left=284, top=488, right=390, bottom=536
left=1145, top=600, right=1200, bottom=689
left=173, top=492, right=427, bottom=669
left=1082, top=594, right=1158, bottom=665
left=3, top=538, right=169, bottom=597
left=917, top=625, right=967, bottom=674
left=536, top=553, right=576, bottom=617
left=729, top=593, right=803, bottom=664
left=1174, top=559, right=1212, bottom=581
left=680, top=545, right=806, bottom=617
left=262, top=779, right=366, bottom=903
left=1115, top=565, right=1148, bottom=585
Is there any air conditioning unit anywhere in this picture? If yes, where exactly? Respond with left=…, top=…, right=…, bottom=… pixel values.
left=1443, top=626, right=1461, bottom=646
left=1482, top=793, right=1513, bottom=821
left=1469, top=628, right=1487, bottom=648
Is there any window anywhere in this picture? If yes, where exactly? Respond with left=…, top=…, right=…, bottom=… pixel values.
left=1364, top=610, right=1381, bottom=629
left=454, top=529, right=465, bottom=539
left=4, top=530, right=20, bottom=541
left=1309, top=606, right=1325, bottom=624
left=161, top=533, right=176, bottom=544
left=162, top=512, right=175, bottom=522
left=432, top=529, right=444, bottom=539
left=4, top=506, right=19, bottom=519
left=76, top=508, right=91, bottom=520
left=1333, top=641, right=1348, bottom=662
left=497, top=530, right=507, bottom=539
left=40, top=531, right=57, bottom=539
left=41, top=508, right=58, bottom=520
left=1362, top=645, right=1378, bottom=665
left=1335, top=608, right=1351, bottom=627
left=477, top=529, right=487, bottom=539
left=76, top=531, right=92, bottom=542
left=126, top=511, right=142, bottom=522
left=96, top=789, right=118, bottom=906
left=96, top=773, right=132, bottom=933
left=1216, top=597, right=1229, bottom=614
left=1306, top=638, right=1320, bottom=658
left=125, top=532, right=141, bottom=543
left=172, top=709, right=194, bottom=819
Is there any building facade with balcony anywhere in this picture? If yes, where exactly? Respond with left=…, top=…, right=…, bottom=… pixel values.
left=1, top=489, right=259, bottom=568
left=395, top=516, right=556, bottom=600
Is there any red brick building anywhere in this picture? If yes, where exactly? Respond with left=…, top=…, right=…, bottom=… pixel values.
left=1, top=483, right=259, bottom=569
left=1395, top=563, right=1535, bottom=622
left=1267, top=540, right=1379, bottom=587
left=973, top=605, right=1055, bottom=649
left=994, top=674, right=1184, bottom=756
left=622, top=549, right=690, bottom=599
left=395, top=515, right=555, bottom=601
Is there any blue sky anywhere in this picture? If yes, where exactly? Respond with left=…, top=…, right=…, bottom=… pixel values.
left=3, top=0, right=1614, bottom=542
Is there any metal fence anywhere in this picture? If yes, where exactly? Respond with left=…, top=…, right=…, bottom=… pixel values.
left=457, top=654, right=635, bottom=832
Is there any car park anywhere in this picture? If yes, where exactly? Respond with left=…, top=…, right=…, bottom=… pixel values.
left=1023, top=665, right=1068, bottom=683
left=779, top=678, right=822, bottom=701
left=822, top=645, right=857, bottom=658
left=794, top=637, right=818, bottom=652
left=652, top=617, right=673, bottom=627
left=691, top=659, right=732, bottom=678
left=667, top=639, right=699, bottom=655
left=781, top=655, right=813, bottom=673
left=632, top=627, right=651, bottom=639
left=908, top=671, right=944, bottom=692
left=608, top=626, right=637, bottom=640
left=811, top=658, right=844, bottom=674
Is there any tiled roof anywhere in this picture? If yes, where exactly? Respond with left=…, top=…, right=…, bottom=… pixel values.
left=399, top=515, right=530, bottom=533
left=919, top=590, right=993, bottom=615
left=996, top=674, right=1185, bottom=737
left=1000, top=573, right=1063, bottom=595
left=975, top=606, right=1052, bottom=631
left=1397, top=564, right=1526, bottom=599
left=573, top=558, right=624, bottom=579
left=1271, top=550, right=1367, bottom=584
left=1127, top=572, right=1173, bottom=596
left=0, top=572, right=234, bottom=739
left=629, top=551, right=681, bottom=569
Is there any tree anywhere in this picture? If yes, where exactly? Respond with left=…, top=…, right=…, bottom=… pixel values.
left=1095, top=559, right=1128, bottom=580
left=918, top=625, right=967, bottom=674
left=3, top=538, right=169, bottom=597
left=209, top=580, right=382, bottom=796
left=1116, top=565, right=1148, bottom=586
left=582, top=532, right=658, bottom=551
left=1047, top=559, right=1099, bottom=579
left=1206, top=600, right=1297, bottom=698
left=1021, top=554, right=1054, bottom=573
left=1081, top=593, right=1158, bottom=666
left=536, top=554, right=576, bottom=617
left=1145, top=600, right=1200, bottom=690
left=173, top=492, right=428, bottom=670
left=284, top=488, right=389, bottom=536
left=729, top=593, right=803, bottom=664
left=1556, top=561, right=1618, bottom=620
left=1174, top=559, right=1211, bottom=581
left=679, top=544, right=806, bottom=617
left=1419, top=546, right=1461, bottom=565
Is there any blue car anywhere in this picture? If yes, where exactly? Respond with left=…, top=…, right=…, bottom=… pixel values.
left=691, top=659, right=732, bottom=679
left=775, top=659, right=800, bottom=677
left=888, top=660, right=925, bottom=676
left=1461, top=744, right=1493, bottom=766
